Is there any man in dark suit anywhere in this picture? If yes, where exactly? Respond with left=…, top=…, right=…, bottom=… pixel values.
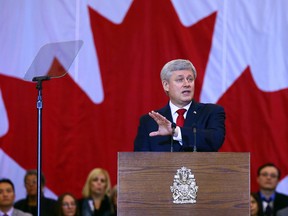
left=134, top=59, right=225, bottom=152
left=256, top=163, right=288, bottom=216
left=14, top=170, right=57, bottom=216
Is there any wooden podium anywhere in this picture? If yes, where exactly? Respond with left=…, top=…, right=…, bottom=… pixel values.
left=118, top=152, right=250, bottom=216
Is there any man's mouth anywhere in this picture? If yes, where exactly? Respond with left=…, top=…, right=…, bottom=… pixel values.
left=182, top=90, right=191, bottom=94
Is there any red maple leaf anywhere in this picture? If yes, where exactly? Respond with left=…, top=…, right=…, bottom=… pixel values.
left=0, top=1, right=216, bottom=197
left=2, top=1, right=286, bottom=199
left=218, top=67, right=288, bottom=192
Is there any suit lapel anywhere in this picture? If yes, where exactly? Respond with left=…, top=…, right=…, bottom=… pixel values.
left=185, top=100, right=200, bottom=126
left=159, top=103, right=173, bottom=123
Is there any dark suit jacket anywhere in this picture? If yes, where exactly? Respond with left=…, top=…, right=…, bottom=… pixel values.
left=78, top=196, right=114, bottom=216
left=14, top=196, right=57, bottom=216
left=134, top=100, right=225, bottom=152
left=256, top=192, right=288, bottom=216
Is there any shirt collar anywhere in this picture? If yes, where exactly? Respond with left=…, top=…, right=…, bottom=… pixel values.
left=0, top=207, right=13, bottom=216
left=169, top=101, right=192, bottom=115
left=259, top=192, right=276, bottom=202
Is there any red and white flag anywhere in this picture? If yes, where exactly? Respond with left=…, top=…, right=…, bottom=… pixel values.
left=0, top=0, right=287, bottom=200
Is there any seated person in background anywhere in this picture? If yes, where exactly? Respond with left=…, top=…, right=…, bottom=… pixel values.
left=276, top=206, right=288, bottom=216
left=110, top=185, right=117, bottom=216
left=256, top=163, right=288, bottom=216
left=14, top=169, right=57, bottom=216
left=134, top=59, right=225, bottom=152
left=57, top=192, right=79, bottom=216
left=0, top=178, right=32, bottom=216
left=79, top=168, right=114, bottom=216
left=250, top=192, right=260, bottom=216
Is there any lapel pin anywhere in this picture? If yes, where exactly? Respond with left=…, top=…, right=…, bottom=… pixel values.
left=193, top=111, right=197, bottom=114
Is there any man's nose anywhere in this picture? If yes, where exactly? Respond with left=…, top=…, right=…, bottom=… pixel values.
left=183, top=79, right=191, bottom=85
left=2, top=191, right=9, bottom=196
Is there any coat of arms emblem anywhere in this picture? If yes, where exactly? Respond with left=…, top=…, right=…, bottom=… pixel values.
left=170, top=166, right=198, bottom=204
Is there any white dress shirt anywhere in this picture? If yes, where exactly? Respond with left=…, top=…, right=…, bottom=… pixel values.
left=0, top=207, right=13, bottom=216
left=169, top=101, right=192, bottom=145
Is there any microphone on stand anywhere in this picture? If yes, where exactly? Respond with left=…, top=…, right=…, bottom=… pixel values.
left=193, top=125, right=197, bottom=152
left=171, top=122, right=177, bottom=152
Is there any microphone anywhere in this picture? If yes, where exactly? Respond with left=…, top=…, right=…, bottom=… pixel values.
left=170, top=122, right=177, bottom=152
left=193, top=126, right=197, bottom=152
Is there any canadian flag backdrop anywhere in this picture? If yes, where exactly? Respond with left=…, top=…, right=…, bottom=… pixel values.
left=0, top=0, right=288, bottom=200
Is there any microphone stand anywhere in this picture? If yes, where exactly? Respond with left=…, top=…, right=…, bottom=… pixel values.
left=171, top=123, right=176, bottom=152
left=193, top=127, right=197, bottom=152
left=23, top=40, right=83, bottom=216
left=33, top=75, right=50, bottom=216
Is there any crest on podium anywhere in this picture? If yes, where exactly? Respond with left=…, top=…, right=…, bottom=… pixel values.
left=170, top=166, right=199, bottom=204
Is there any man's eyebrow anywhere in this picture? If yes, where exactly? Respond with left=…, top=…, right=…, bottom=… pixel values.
left=175, top=74, right=193, bottom=77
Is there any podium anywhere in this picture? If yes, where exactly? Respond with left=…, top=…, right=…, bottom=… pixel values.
left=118, top=152, right=250, bottom=216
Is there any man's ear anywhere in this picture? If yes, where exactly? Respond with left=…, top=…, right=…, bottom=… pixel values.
left=162, top=80, right=169, bottom=92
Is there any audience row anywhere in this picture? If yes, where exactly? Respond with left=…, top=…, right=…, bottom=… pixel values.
left=1, top=163, right=288, bottom=216
left=0, top=168, right=117, bottom=216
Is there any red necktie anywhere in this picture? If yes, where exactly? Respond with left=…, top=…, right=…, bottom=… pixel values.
left=176, top=109, right=186, bottom=127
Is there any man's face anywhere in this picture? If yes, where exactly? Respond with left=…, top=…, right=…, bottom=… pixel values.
left=25, top=174, right=37, bottom=196
left=0, top=182, right=15, bottom=209
left=162, top=70, right=195, bottom=107
left=257, top=166, right=279, bottom=191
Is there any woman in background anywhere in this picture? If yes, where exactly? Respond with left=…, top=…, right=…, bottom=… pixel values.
left=79, top=168, right=114, bottom=216
left=110, top=185, right=117, bottom=216
left=57, top=193, right=79, bottom=216
left=250, top=192, right=260, bottom=216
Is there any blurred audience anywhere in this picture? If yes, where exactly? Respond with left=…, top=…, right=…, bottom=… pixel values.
left=250, top=192, right=260, bottom=216
left=79, top=168, right=114, bottom=216
left=256, top=163, right=288, bottom=216
left=14, top=169, right=57, bottom=216
left=57, top=193, right=79, bottom=216
left=0, top=178, right=32, bottom=216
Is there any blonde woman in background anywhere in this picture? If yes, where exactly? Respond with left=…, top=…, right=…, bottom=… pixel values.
left=79, top=168, right=114, bottom=216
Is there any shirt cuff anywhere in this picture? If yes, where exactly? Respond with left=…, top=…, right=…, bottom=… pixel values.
left=173, top=126, right=182, bottom=145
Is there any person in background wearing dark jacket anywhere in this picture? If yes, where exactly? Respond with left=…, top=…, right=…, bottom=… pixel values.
left=110, top=185, right=117, bottom=216
left=14, top=170, right=57, bottom=216
left=256, top=163, right=288, bottom=216
left=57, top=193, right=80, bottom=216
left=79, top=168, right=114, bottom=216
left=276, top=206, right=288, bottom=216
left=250, top=192, right=260, bottom=216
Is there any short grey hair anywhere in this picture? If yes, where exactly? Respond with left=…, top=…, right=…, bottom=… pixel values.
left=160, top=59, right=197, bottom=81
